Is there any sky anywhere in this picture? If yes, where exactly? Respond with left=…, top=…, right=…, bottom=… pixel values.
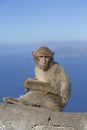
left=0, top=0, right=87, bottom=44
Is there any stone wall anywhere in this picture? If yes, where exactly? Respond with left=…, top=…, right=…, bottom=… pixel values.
left=0, top=103, right=87, bottom=130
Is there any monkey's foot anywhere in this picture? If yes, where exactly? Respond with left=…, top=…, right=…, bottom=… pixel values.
left=3, top=97, right=21, bottom=105
left=3, top=97, right=14, bottom=104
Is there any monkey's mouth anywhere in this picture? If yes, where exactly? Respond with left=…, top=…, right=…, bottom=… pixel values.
left=39, top=63, right=48, bottom=70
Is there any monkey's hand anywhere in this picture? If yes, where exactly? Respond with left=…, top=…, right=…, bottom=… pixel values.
left=24, top=78, right=36, bottom=92
left=59, top=98, right=66, bottom=108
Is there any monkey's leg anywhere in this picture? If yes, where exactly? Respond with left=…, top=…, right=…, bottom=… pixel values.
left=3, top=92, right=63, bottom=111
left=3, top=91, right=47, bottom=107
left=22, top=91, right=63, bottom=111
left=44, top=94, right=63, bottom=112
left=19, top=91, right=47, bottom=107
left=46, top=100, right=63, bottom=112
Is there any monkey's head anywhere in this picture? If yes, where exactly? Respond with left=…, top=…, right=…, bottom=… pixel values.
left=32, top=46, right=55, bottom=70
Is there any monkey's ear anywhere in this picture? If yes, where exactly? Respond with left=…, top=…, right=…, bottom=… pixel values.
left=32, top=51, right=37, bottom=59
left=32, top=51, right=35, bottom=56
left=52, top=52, right=55, bottom=56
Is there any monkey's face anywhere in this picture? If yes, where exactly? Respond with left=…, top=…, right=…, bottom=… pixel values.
left=33, top=46, right=54, bottom=70
left=37, top=56, right=51, bottom=70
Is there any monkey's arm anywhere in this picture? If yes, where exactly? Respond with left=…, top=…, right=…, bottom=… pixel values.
left=59, top=79, right=71, bottom=107
left=24, top=78, right=57, bottom=94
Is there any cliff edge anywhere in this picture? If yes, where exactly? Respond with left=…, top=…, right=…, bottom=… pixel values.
left=0, top=103, right=87, bottom=130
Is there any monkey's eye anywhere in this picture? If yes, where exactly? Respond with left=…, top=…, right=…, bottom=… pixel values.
left=39, top=56, right=49, bottom=58
left=40, top=56, right=44, bottom=57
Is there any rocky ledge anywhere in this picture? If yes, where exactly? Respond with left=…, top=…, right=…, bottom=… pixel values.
left=0, top=103, right=87, bottom=130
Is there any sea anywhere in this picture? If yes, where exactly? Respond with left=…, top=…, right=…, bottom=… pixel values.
left=0, top=43, right=87, bottom=112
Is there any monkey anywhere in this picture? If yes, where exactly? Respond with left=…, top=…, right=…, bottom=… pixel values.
left=3, top=46, right=71, bottom=112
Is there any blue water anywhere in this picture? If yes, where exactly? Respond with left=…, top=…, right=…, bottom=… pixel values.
left=0, top=44, right=87, bottom=112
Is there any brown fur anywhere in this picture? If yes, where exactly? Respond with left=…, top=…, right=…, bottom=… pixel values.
left=3, top=46, right=71, bottom=112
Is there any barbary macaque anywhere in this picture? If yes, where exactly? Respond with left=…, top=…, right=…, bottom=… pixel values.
left=3, top=46, right=71, bottom=111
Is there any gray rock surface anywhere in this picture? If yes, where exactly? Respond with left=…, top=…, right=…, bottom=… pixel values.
left=0, top=103, right=87, bottom=130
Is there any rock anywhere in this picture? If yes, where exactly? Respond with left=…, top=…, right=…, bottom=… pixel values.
left=0, top=103, right=87, bottom=130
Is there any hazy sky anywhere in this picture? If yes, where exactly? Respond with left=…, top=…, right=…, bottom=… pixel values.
left=0, top=0, right=87, bottom=44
